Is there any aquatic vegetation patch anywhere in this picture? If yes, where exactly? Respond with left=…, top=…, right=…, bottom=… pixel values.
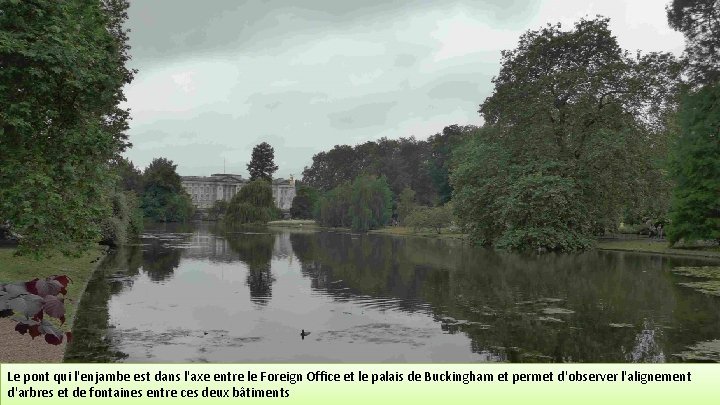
left=537, top=316, right=564, bottom=323
left=153, top=234, right=191, bottom=241
left=536, top=297, right=564, bottom=304
left=518, top=351, right=554, bottom=362
left=317, top=323, right=434, bottom=347
left=671, top=266, right=720, bottom=296
left=162, top=243, right=205, bottom=249
left=541, top=307, right=575, bottom=315
left=675, top=340, right=720, bottom=362
left=671, top=266, right=720, bottom=279
left=462, top=321, right=492, bottom=330
left=678, top=281, right=720, bottom=297
left=517, top=297, right=564, bottom=306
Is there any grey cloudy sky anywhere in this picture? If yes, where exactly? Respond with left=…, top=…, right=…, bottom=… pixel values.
left=122, top=0, right=684, bottom=178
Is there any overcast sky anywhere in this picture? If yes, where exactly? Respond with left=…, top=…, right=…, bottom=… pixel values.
left=122, top=0, right=684, bottom=178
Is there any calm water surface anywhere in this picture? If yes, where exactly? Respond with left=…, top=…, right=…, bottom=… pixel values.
left=65, top=222, right=720, bottom=363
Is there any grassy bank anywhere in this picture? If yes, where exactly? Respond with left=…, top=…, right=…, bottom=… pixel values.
left=267, top=219, right=319, bottom=228
left=266, top=222, right=720, bottom=260
left=0, top=247, right=106, bottom=329
left=596, top=239, right=720, bottom=260
left=266, top=221, right=467, bottom=240
left=369, top=226, right=467, bottom=241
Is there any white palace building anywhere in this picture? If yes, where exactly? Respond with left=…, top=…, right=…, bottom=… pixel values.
left=181, top=173, right=296, bottom=211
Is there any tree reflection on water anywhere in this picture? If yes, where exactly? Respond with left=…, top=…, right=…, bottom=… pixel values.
left=288, top=232, right=720, bottom=362
left=65, top=225, right=720, bottom=363
left=227, top=232, right=276, bottom=306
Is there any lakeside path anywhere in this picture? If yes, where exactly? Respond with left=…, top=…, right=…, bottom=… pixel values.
left=0, top=247, right=106, bottom=363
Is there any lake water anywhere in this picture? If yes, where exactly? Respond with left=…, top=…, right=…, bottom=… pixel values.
left=65, top=222, right=720, bottom=363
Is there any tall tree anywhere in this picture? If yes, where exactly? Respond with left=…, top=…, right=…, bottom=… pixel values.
left=247, top=142, right=279, bottom=181
left=302, top=137, right=437, bottom=204
left=667, top=84, right=720, bottom=244
left=142, top=158, right=183, bottom=192
left=316, top=183, right=353, bottom=228
left=113, top=157, right=143, bottom=193
left=667, top=0, right=720, bottom=86
left=290, top=185, right=320, bottom=219
left=141, top=158, right=193, bottom=222
left=453, top=17, right=682, bottom=251
left=427, top=125, right=476, bottom=204
left=666, top=0, right=720, bottom=244
left=0, top=0, right=134, bottom=255
left=397, top=187, right=417, bottom=226
left=302, top=145, right=364, bottom=192
left=349, top=175, right=393, bottom=232
left=315, top=175, right=393, bottom=232
left=225, top=180, right=280, bottom=224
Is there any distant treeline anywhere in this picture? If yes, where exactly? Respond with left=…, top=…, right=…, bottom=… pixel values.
left=97, top=157, right=194, bottom=248
left=297, top=6, right=720, bottom=251
left=302, top=125, right=476, bottom=206
left=1, top=1, right=716, bottom=256
left=295, top=126, right=475, bottom=233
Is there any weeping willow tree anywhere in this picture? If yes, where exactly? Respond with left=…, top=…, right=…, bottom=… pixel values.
left=225, top=180, right=281, bottom=224
left=349, top=175, right=393, bottom=232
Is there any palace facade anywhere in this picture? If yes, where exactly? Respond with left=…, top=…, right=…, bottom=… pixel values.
left=181, top=174, right=296, bottom=211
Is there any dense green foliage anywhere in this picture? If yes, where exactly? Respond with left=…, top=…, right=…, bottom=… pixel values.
left=290, top=185, right=320, bottom=219
left=1, top=0, right=713, bottom=260
left=667, top=84, right=720, bottom=244
left=208, top=200, right=229, bottom=221
left=497, top=172, right=593, bottom=251
left=247, top=142, right=279, bottom=182
left=99, top=157, right=144, bottom=246
left=302, top=133, right=470, bottom=206
left=665, top=0, right=720, bottom=245
left=316, top=175, right=393, bottom=231
left=427, top=125, right=476, bottom=204
left=225, top=180, right=281, bottom=224
left=349, top=175, right=393, bottom=232
left=114, top=157, right=143, bottom=194
left=452, top=133, right=598, bottom=250
left=405, top=204, right=454, bottom=234
left=667, top=0, right=720, bottom=86
left=100, top=190, right=143, bottom=247
left=452, top=18, right=682, bottom=251
left=140, top=158, right=194, bottom=222
left=0, top=0, right=134, bottom=255
left=316, top=183, right=353, bottom=228
left=396, top=187, right=417, bottom=226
